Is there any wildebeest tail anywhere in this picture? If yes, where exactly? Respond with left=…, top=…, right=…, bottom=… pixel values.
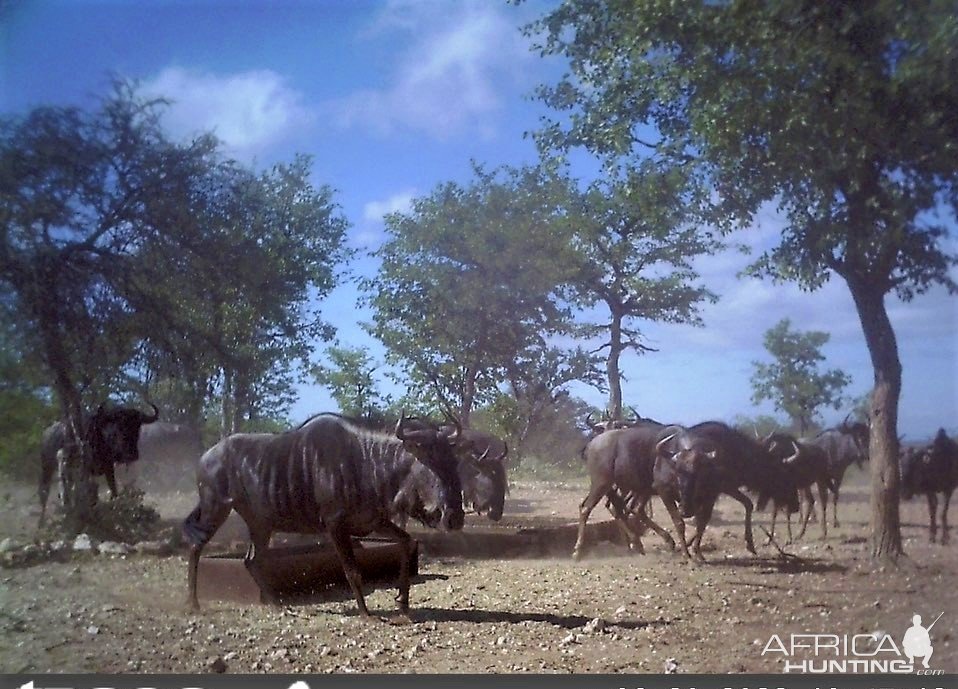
left=182, top=504, right=215, bottom=546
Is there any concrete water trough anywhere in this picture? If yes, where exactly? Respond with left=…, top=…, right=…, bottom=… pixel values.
left=196, top=538, right=419, bottom=604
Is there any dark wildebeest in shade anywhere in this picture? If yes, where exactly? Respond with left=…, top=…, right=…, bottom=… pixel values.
left=438, top=425, right=509, bottom=520
left=182, top=412, right=465, bottom=617
left=38, top=403, right=160, bottom=526
left=655, top=421, right=799, bottom=561
left=901, top=429, right=958, bottom=544
left=807, top=418, right=869, bottom=527
left=758, top=433, right=834, bottom=543
left=574, top=420, right=692, bottom=560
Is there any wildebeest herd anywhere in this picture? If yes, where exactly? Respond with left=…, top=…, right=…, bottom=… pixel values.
left=37, top=403, right=957, bottom=618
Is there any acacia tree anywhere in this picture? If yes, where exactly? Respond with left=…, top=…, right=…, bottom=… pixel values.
left=565, top=164, right=718, bottom=419
left=363, top=164, right=577, bottom=426
left=751, top=319, right=851, bottom=434
left=529, top=0, right=958, bottom=560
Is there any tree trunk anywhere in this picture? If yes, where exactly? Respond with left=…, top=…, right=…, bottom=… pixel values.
left=847, top=278, right=903, bottom=562
left=606, top=309, right=625, bottom=420
left=36, top=266, right=96, bottom=534
left=221, top=367, right=234, bottom=438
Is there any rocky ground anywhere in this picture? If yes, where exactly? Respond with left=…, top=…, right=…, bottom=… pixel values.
left=1, top=472, right=956, bottom=674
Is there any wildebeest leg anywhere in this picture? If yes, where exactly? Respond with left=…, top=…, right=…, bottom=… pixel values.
left=658, top=497, right=691, bottom=560
left=927, top=492, right=938, bottom=543
left=605, top=490, right=645, bottom=554
left=796, top=487, right=815, bottom=540
left=183, top=499, right=233, bottom=611
left=104, top=464, right=119, bottom=500
left=767, top=503, right=778, bottom=544
left=630, top=498, right=676, bottom=551
left=376, top=520, right=415, bottom=618
left=817, top=481, right=829, bottom=541
left=726, top=489, right=756, bottom=555
left=689, top=502, right=713, bottom=563
left=942, top=490, right=952, bottom=545
left=832, top=484, right=841, bottom=528
left=573, top=482, right=609, bottom=560
left=329, top=521, right=372, bottom=618
left=244, top=523, right=277, bottom=605
left=786, top=502, right=794, bottom=544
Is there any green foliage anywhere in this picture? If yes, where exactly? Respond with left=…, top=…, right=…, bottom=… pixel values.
left=562, top=163, right=720, bottom=416
left=312, top=343, right=389, bottom=421
left=529, top=1, right=958, bottom=296
left=751, top=319, right=851, bottom=434
left=363, top=163, right=578, bottom=423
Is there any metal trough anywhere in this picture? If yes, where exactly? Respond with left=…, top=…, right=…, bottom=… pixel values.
left=196, top=538, right=419, bottom=604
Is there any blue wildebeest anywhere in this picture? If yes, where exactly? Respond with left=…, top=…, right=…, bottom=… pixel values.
left=38, top=403, right=160, bottom=526
left=438, top=426, right=509, bottom=521
left=182, top=412, right=465, bottom=617
left=392, top=440, right=508, bottom=528
left=758, top=433, right=834, bottom=543
left=574, top=420, right=692, bottom=560
left=807, top=418, right=869, bottom=528
left=901, top=429, right=958, bottom=544
left=655, top=422, right=798, bottom=561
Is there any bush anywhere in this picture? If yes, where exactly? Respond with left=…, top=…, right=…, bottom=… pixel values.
left=40, top=486, right=161, bottom=544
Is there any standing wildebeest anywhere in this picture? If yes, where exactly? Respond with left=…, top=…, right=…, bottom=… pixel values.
left=807, top=419, right=869, bottom=527
left=655, top=422, right=798, bottom=561
left=38, top=403, right=160, bottom=525
left=901, top=429, right=958, bottom=544
left=758, top=433, right=834, bottom=543
left=182, top=412, right=466, bottom=617
left=574, top=420, right=692, bottom=560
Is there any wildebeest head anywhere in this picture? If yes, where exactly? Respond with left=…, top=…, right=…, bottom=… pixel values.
left=757, top=432, right=803, bottom=513
left=85, top=403, right=160, bottom=472
left=656, top=429, right=718, bottom=519
left=395, top=412, right=465, bottom=530
left=458, top=443, right=508, bottom=521
left=837, top=415, right=870, bottom=467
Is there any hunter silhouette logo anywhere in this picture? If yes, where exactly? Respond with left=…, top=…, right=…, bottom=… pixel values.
left=902, top=612, right=943, bottom=669
left=761, top=611, right=945, bottom=673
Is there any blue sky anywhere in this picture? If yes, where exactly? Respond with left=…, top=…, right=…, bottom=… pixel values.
left=3, top=0, right=955, bottom=438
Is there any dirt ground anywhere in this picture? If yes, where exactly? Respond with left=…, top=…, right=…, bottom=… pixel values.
left=1, top=468, right=957, bottom=674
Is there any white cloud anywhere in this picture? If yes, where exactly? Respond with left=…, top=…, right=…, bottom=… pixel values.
left=142, top=67, right=313, bottom=160
left=329, top=1, right=536, bottom=140
left=362, top=189, right=416, bottom=223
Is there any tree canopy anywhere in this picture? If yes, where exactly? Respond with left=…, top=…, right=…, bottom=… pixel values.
left=528, top=0, right=958, bottom=559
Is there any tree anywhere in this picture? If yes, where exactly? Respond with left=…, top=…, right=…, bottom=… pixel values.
left=528, top=0, right=958, bottom=561
left=363, top=164, right=577, bottom=426
left=494, top=344, right=604, bottom=462
left=564, top=164, right=719, bottom=419
left=751, top=319, right=851, bottom=434
left=0, top=84, right=349, bottom=530
left=312, top=344, right=389, bottom=421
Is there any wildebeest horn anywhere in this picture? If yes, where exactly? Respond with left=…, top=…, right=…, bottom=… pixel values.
left=395, top=409, right=408, bottom=440
left=441, top=409, right=462, bottom=443
left=585, top=411, right=597, bottom=428
left=141, top=403, right=159, bottom=423
left=656, top=433, right=677, bottom=456
left=628, top=406, right=640, bottom=422
left=475, top=446, right=491, bottom=464
left=497, top=441, right=508, bottom=462
left=784, top=440, right=801, bottom=463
